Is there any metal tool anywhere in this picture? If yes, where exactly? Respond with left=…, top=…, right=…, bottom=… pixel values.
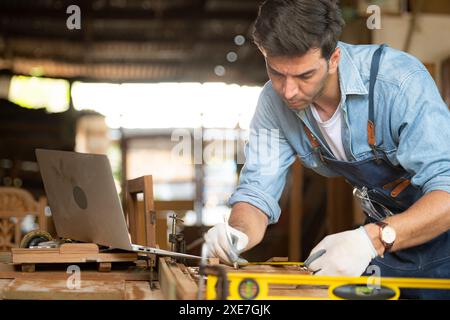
left=304, top=249, right=326, bottom=271
left=168, top=213, right=188, bottom=264
left=353, top=186, right=394, bottom=221
left=169, top=213, right=186, bottom=253
left=135, top=213, right=202, bottom=261
left=132, top=244, right=202, bottom=260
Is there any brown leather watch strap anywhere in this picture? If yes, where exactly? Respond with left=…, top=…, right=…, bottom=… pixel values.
left=375, top=221, right=394, bottom=252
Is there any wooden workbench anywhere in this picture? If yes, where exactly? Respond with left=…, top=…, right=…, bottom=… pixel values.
left=0, top=251, right=164, bottom=300
left=1, top=251, right=329, bottom=300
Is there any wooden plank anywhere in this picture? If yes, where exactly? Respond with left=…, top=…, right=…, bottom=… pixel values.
left=0, top=211, right=36, bottom=218
left=0, top=263, right=16, bottom=277
left=11, top=244, right=138, bottom=264
left=3, top=279, right=125, bottom=300
left=125, top=281, right=164, bottom=300
left=11, top=252, right=138, bottom=264
left=12, top=248, right=57, bottom=255
left=0, top=263, right=155, bottom=282
left=0, top=252, right=11, bottom=264
left=127, top=192, right=140, bottom=244
left=21, top=264, right=35, bottom=272
left=59, top=243, right=99, bottom=254
left=412, top=0, right=450, bottom=15
left=156, top=214, right=168, bottom=250
left=172, top=263, right=198, bottom=300
left=157, top=258, right=200, bottom=300
left=208, top=258, right=220, bottom=265
left=143, top=177, right=156, bottom=248
left=266, top=257, right=288, bottom=262
left=268, top=285, right=329, bottom=298
left=125, top=176, right=156, bottom=248
left=158, top=257, right=177, bottom=300
left=98, top=262, right=112, bottom=272
left=154, top=200, right=194, bottom=211
left=0, top=279, right=13, bottom=299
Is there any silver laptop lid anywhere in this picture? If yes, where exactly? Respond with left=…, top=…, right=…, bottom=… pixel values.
left=35, top=149, right=133, bottom=250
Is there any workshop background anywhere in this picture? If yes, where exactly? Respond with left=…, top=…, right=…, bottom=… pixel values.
left=0, top=0, right=449, bottom=262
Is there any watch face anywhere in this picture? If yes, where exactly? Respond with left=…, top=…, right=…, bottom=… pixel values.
left=382, top=226, right=396, bottom=244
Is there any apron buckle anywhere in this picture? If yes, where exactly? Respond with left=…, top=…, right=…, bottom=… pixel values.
left=316, top=147, right=326, bottom=164
left=370, top=145, right=381, bottom=164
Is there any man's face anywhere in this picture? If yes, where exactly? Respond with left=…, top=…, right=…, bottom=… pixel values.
left=264, top=48, right=339, bottom=110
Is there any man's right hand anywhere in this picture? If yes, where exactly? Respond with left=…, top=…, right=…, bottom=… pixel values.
left=204, top=222, right=249, bottom=265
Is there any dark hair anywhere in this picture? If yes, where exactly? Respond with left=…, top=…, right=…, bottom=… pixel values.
left=253, top=0, right=345, bottom=59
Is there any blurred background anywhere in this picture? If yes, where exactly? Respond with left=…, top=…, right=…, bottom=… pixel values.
left=0, top=0, right=449, bottom=261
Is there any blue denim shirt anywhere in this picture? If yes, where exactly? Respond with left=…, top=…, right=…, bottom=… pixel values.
left=229, top=41, right=450, bottom=224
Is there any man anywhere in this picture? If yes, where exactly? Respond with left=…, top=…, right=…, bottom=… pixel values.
left=204, top=0, right=450, bottom=299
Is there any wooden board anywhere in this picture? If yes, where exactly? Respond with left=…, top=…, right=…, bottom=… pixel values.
left=0, top=252, right=11, bottom=264
left=2, top=279, right=125, bottom=300
left=0, top=262, right=154, bottom=282
left=125, top=176, right=156, bottom=248
left=59, top=243, right=98, bottom=254
left=158, top=257, right=199, bottom=300
left=125, top=281, right=164, bottom=300
left=158, top=257, right=178, bottom=300
left=268, top=285, right=329, bottom=298
left=172, top=263, right=198, bottom=300
left=11, top=243, right=138, bottom=265
left=0, top=279, right=12, bottom=299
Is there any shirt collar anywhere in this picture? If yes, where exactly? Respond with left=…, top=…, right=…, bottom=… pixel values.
left=294, top=42, right=367, bottom=120
left=337, top=42, right=368, bottom=96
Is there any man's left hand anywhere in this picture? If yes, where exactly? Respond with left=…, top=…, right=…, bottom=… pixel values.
left=306, top=226, right=378, bottom=276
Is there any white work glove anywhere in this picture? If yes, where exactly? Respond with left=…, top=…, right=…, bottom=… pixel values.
left=306, top=226, right=378, bottom=276
left=204, top=222, right=249, bottom=265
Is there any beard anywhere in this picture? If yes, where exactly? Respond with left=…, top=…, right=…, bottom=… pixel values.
left=286, top=74, right=328, bottom=110
left=286, top=63, right=330, bottom=110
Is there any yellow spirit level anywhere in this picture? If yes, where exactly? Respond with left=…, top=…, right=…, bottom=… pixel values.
left=205, top=268, right=450, bottom=300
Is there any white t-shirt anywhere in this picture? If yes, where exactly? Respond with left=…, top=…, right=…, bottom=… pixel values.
left=310, top=103, right=348, bottom=161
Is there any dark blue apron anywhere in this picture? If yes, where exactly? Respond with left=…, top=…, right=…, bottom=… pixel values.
left=302, top=44, right=450, bottom=299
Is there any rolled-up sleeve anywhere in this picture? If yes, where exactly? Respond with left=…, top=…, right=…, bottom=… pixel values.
left=229, top=87, right=296, bottom=224
left=391, top=70, right=450, bottom=195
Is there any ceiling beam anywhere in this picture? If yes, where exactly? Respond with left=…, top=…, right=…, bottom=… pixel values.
left=0, top=7, right=257, bottom=21
left=1, top=56, right=266, bottom=85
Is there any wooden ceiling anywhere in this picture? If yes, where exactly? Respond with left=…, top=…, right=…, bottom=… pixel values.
left=0, top=0, right=267, bottom=84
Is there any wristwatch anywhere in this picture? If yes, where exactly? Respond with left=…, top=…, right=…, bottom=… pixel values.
left=375, top=221, right=396, bottom=257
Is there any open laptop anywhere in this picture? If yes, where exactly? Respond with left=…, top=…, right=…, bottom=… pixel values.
left=35, top=148, right=200, bottom=260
